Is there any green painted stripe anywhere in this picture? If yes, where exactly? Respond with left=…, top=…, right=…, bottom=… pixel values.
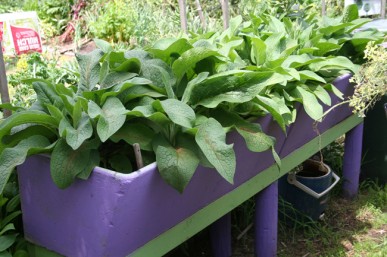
left=130, top=115, right=363, bottom=257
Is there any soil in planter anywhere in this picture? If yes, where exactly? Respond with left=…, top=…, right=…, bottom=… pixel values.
left=297, top=169, right=327, bottom=177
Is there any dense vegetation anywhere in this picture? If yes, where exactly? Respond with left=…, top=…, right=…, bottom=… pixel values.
left=0, top=1, right=385, bottom=257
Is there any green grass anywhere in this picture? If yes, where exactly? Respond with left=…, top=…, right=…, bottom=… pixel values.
left=277, top=181, right=387, bottom=257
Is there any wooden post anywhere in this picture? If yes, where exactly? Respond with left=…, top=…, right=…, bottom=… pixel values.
left=195, top=0, right=206, bottom=30
left=0, top=41, right=11, bottom=118
left=381, top=0, right=386, bottom=18
left=178, top=0, right=188, bottom=33
left=321, top=0, right=326, bottom=16
left=220, top=0, right=230, bottom=29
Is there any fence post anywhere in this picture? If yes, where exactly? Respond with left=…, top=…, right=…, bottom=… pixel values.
left=0, top=41, right=11, bottom=117
left=220, top=0, right=230, bottom=29
left=178, top=0, right=188, bottom=33
left=321, top=0, right=326, bottom=16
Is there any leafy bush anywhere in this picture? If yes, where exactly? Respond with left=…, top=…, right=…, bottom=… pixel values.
left=0, top=7, right=383, bottom=194
left=0, top=0, right=24, bottom=13
left=86, top=0, right=221, bottom=47
left=349, top=40, right=387, bottom=117
left=8, top=52, right=79, bottom=108
left=87, top=1, right=163, bottom=46
left=37, top=0, right=74, bottom=36
left=326, top=0, right=345, bottom=17
left=0, top=174, right=28, bottom=257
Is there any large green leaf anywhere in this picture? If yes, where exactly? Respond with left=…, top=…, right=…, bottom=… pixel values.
left=0, top=136, right=52, bottom=194
left=218, top=38, right=244, bottom=60
left=94, top=38, right=113, bottom=53
left=88, top=97, right=127, bottom=142
left=172, top=47, right=220, bottom=81
left=315, top=42, right=341, bottom=56
left=281, top=54, right=323, bottom=68
left=107, top=52, right=141, bottom=72
left=76, top=49, right=104, bottom=93
left=46, top=104, right=64, bottom=122
left=140, top=59, right=175, bottom=93
left=154, top=137, right=199, bottom=193
left=2, top=124, right=56, bottom=148
left=319, top=16, right=350, bottom=36
left=158, top=99, right=196, bottom=128
left=100, top=72, right=137, bottom=89
left=183, top=70, right=275, bottom=108
left=345, top=18, right=371, bottom=33
left=255, top=95, right=286, bottom=132
left=324, top=83, right=344, bottom=100
left=0, top=211, right=21, bottom=230
left=312, top=85, right=331, bottom=106
left=149, top=38, right=193, bottom=64
left=58, top=114, right=93, bottom=150
left=195, top=118, right=235, bottom=184
left=308, top=56, right=357, bottom=73
left=175, top=132, right=214, bottom=168
left=100, top=77, right=154, bottom=103
left=342, top=4, right=359, bottom=23
left=110, top=123, right=155, bottom=151
left=293, top=87, right=323, bottom=120
left=0, top=224, right=15, bottom=236
left=210, top=108, right=278, bottom=152
left=123, top=85, right=166, bottom=102
left=236, top=125, right=275, bottom=152
left=349, top=30, right=385, bottom=47
left=265, top=33, right=284, bottom=62
left=5, top=195, right=19, bottom=213
left=31, top=80, right=63, bottom=109
left=0, top=111, right=57, bottom=151
left=76, top=148, right=100, bottom=180
left=250, top=37, right=266, bottom=66
left=50, top=139, right=99, bottom=189
left=299, top=70, right=326, bottom=83
left=0, top=234, right=17, bottom=252
left=268, top=16, right=286, bottom=34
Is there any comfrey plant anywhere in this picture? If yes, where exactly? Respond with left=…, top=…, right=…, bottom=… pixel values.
left=0, top=7, right=383, bottom=193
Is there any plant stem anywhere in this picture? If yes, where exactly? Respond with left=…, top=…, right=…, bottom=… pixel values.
left=133, top=143, right=144, bottom=169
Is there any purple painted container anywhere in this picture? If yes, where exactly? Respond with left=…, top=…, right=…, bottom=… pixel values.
left=280, top=74, right=354, bottom=157
left=18, top=116, right=286, bottom=257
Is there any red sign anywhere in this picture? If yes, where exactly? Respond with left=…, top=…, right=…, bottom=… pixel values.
left=0, top=21, right=3, bottom=41
left=10, top=25, right=42, bottom=55
left=0, top=21, right=4, bottom=52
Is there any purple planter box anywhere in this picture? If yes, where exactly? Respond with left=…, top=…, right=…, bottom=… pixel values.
left=18, top=74, right=353, bottom=257
left=280, top=74, right=353, bottom=157
left=18, top=116, right=285, bottom=257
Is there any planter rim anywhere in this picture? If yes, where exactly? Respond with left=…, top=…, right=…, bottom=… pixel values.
left=36, top=154, right=158, bottom=180
left=295, top=159, right=332, bottom=180
left=332, top=73, right=352, bottom=83
left=35, top=114, right=277, bottom=182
